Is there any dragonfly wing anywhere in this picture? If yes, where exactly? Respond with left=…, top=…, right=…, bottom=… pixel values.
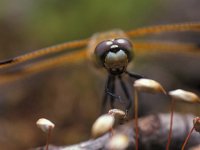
left=126, top=22, right=200, bottom=38
left=0, top=49, right=87, bottom=85
left=0, top=39, right=89, bottom=69
left=133, top=41, right=200, bottom=55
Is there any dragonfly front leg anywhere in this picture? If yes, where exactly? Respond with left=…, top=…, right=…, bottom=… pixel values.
left=118, top=75, right=132, bottom=113
left=101, top=75, right=112, bottom=113
left=109, top=75, right=116, bottom=109
left=101, top=75, right=121, bottom=113
left=125, top=71, right=144, bottom=79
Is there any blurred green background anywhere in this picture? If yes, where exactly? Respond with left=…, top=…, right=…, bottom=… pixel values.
left=0, top=0, right=200, bottom=149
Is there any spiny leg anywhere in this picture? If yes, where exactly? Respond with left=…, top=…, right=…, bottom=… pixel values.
left=101, top=75, right=112, bottom=113
left=102, top=74, right=122, bottom=113
left=109, top=75, right=116, bottom=109
left=106, top=75, right=121, bottom=100
left=118, top=75, right=132, bottom=113
left=125, top=71, right=144, bottom=79
left=101, top=91, right=108, bottom=113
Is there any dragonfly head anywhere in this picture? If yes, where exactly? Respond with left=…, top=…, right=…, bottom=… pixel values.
left=94, top=38, right=133, bottom=75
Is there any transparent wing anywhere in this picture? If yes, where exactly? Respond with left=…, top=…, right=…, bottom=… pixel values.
left=0, top=49, right=87, bottom=85
left=133, top=41, right=200, bottom=55
left=0, top=40, right=199, bottom=85
left=1, top=22, right=200, bottom=67
left=0, top=22, right=200, bottom=85
left=0, top=38, right=89, bottom=69
left=126, top=22, right=200, bottom=38
left=1, top=22, right=200, bottom=70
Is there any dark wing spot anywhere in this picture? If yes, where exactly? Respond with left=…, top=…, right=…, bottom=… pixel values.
left=0, top=58, right=15, bottom=65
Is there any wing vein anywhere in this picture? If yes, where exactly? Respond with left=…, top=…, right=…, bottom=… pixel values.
left=126, top=22, right=200, bottom=38
left=0, top=39, right=89, bottom=69
left=0, top=49, right=87, bottom=84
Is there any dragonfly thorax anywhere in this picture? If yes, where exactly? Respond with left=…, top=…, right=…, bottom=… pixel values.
left=94, top=38, right=133, bottom=75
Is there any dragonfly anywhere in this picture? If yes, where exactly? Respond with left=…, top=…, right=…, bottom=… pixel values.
left=0, top=22, right=200, bottom=113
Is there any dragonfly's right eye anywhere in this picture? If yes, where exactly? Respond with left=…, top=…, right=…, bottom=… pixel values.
left=94, top=40, right=113, bottom=66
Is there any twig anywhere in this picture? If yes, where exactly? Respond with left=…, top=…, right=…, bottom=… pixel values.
left=32, top=113, right=200, bottom=150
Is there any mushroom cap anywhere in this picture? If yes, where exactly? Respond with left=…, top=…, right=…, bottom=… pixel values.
left=134, top=78, right=166, bottom=94
left=108, top=109, right=127, bottom=124
left=169, top=89, right=200, bottom=103
left=91, top=114, right=115, bottom=138
left=193, top=117, right=200, bottom=133
left=36, top=118, right=55, bottom=133
left=106, top=133, right=129, bottom=150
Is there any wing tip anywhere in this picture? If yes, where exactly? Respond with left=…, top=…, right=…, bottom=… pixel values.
left=0, top=58, right=15, bottom=65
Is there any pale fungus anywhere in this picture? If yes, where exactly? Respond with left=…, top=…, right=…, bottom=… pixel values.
left=133, top=78, right=166, bottom=150
left=36, top=118, right=55, bottom=150
left=91, top=114, right=115, bottom=138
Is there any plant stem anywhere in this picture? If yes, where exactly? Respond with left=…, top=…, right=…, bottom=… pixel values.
left=134, top=89, right=139, bottom=150
left=181, top=126, right=195, bottom=150
left=166, top=98, right=175, bottom=150
left=46, top=127, right=52, bottom=150
left=110, top=128, right=114, bottom=137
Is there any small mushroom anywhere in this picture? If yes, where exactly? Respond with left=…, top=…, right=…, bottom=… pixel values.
left=106, top=133, right=129, bottom=150
left=167, top=89, right=200, bottom=150
left=182, top=117, right=200, bottom=150
left=36, top=118, right=55, bottom=132
left=169, top=89, right=200, bottom=103
left=36, top=118, right=55, bottom=150
left=108, top=109, right=127, bottom=124
left=193, top=116, right=200, bottom=132
left=134, top=78, right=166, bottom=94
left=91, top=114, right=115, bottom=138
left=133, top=78, right=166, bottom=150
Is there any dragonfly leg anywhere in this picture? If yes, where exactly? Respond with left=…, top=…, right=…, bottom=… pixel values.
left=125, top=71, right=144, bottom=79
left=118, top=76, right=132, bottom=112
left=102, top=75, right=120, bottom=112
left=109, top=75, right=116, bottom=109
left=101, top=75, right=112, bottom=113
left=101, top=91, right=108, bottom=113
left=106, top=75, right=121, bottom=100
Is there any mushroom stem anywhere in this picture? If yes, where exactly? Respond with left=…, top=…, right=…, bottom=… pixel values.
left=134, top=89, right=139, bottom=150
left=181, top=126, right=195, bottom=150
left=166, top=98, right=175, bottom=150
left=110, top=128, right=114, bottom=137
left=46, top=127, right=52, bottom=150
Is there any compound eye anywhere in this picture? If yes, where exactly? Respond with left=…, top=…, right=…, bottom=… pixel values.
left=94, top=40, right=113, bottom=65
left=114, top=38, right=133, bottom=62
left=114, top=38, right=133, bottom=52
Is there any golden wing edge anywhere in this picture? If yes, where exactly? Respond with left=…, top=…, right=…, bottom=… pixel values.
left=0, top=38, right=89, bottom=69
left=0, top=49, right=87, bottom=85
left=0, top=41, right=199, bottom=85
left=134, top=41, right=200, bottom=55
left=126, top=22, right=200, bottom=38
left=1, top=22, right=200, bottom=69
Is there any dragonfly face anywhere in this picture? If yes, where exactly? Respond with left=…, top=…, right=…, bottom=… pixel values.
left=94, top=38, right=133, bottom=75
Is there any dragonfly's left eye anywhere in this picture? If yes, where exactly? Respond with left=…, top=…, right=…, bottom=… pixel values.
left=94, top=40, right=114, bottom=66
